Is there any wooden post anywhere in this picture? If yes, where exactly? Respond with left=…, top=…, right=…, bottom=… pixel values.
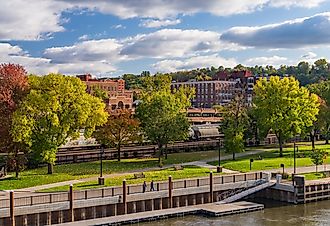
left=10, top=191, right=15, bottom=226
left=168, top=176, right=173, bottom=208
left=210, top=172, right=213, bottom=203
left=244, top=173, right=247, bottom=181
left=69, top=184, right=74, bottom=222
left=184, top=180, right=187, bottom=188
left=123, top=179, right=127, bottom=214
left=197, top=178, right=200, bottom=187
left=157, top=183, right=160, bottom=191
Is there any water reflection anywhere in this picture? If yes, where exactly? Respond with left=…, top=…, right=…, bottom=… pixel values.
left=140, top=200, right=330, bottom=226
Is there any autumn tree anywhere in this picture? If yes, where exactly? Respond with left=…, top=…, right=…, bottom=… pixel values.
left=11, top=74, right=108, bottom=174
left=136, top=74, right=194, bottom=164
left=253, top=76, right=319, bottom=157
left=94, top=109, right=141, bottom=161
left=0, top=64, right=29, bottom=177
left=220, top=92, right=249, bottom=160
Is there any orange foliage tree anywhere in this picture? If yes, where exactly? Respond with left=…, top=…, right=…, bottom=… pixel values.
left=0, top=64, right=29, bottom=177
left=93, top=109, right=141, bottom=161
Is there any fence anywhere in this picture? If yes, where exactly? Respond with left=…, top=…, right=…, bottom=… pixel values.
left=0, top=172, right=268, bottom=210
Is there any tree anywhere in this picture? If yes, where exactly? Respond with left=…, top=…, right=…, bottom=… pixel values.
left=11, top=74, right=108, bottom=174
left=220, top=93, right=249, bottom=160
left=308, top=81, right=330, bottom=144
left=136, top=74, right=194, bottom=164
left=93, top=109, right=141, bottom=161
left=310, top=149, right=327, bottom=172
left=253, top=76, right=319, bottom=157
left=0, top=63, right=29, bottom=177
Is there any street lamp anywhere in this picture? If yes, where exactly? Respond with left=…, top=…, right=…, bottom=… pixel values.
left=250, top=159, right=254, bottom=171
left=98, top=144, right=105, bottom=185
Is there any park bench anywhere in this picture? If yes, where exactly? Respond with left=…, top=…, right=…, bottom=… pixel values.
left=134, top=172, right=145, bottom=179
left=174, top=165, right=184, bottom=171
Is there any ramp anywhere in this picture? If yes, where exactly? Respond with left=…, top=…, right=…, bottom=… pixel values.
left=218, top=181, right=275, bottom=204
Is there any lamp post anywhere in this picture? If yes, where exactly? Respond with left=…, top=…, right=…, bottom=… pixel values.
left=250, top=159, right=254, bottom=171
left=217, top=137, right=222, bottom=173
left=98, top=144, right=105, bottom=185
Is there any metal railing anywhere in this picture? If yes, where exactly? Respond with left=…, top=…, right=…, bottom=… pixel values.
left=0, top=172, right=268, bottom=209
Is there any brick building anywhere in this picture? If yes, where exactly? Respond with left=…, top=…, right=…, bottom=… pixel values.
left=171, top=70, right=254, bottom=108
left=77, top=74, right=133, bottom=111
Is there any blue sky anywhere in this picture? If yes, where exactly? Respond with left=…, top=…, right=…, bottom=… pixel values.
left=2, top=0, right=330, bottom=77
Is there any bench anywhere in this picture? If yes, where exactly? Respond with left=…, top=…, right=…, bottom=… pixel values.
left=134, top=172, right=145, bottom=179
left=174, top=165, right=184, bottom=171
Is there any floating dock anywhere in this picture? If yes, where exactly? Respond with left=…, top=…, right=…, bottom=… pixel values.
left=55, top=201, right=264, bottom=226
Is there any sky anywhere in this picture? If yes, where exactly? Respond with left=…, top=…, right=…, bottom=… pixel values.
left=2, top=1, right=330, bottom=77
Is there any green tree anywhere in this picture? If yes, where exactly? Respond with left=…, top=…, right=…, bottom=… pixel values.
left=93, top=109, right=141, bottom=161
left=136, top=74, right=194, bottom=164
left=310, top=149, right=327, bottom=172
left=253, top=76, right=319, bottom=157
left=308, top=81, right=330, bottom=144
left=220, top=93, right=249, bottom=160
left=11, top=74, right=108, bottom=174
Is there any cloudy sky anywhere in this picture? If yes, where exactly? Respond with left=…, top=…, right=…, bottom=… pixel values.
left=2, top=0, right=330, bottom=76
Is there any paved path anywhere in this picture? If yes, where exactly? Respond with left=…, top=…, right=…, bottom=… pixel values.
left=0, top=147, right=323, bottom=196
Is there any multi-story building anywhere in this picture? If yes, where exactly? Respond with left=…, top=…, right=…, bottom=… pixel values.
left=77, top=74, right=133, bottom=111
left=171, top=70, right=255, bottom=108
left=171, top=80, right=238, bottom=108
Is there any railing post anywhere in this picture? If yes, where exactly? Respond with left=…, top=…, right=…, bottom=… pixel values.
left=112, top=187, right=114, bottom=196
left=233, top=175, right=236, bottom=183
left=123, top=179, right=127, bottom=214
left=197, top=178, right=200, bottom=187
left=69, top=184, right=74, bottom=222
left=244, top=173, right=247, bottom=181
left=255, top=172, right=258, bottom=180
left=221, top=176, right=224, bottom=184
left=210, top=171, right=213, bottom=203
left=260, top=172, right=263, bottom=179
left=157, top=183, right=160, bottom=191
left=184, top=180, right=187, bottom=188
left=85, top=190, right=88, bottom=199
left=168, top=176, right=173, bottom=208
left=10, top=191, right=15, bottom=226
left=49, top=194, right=52, bottom=203
left=102, top=188, right=105, bottom=198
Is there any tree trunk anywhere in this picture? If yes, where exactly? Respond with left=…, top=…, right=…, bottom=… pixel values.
left=47, top=163, right=53, bottom=174
left=158, top=144, right=163, bottom=165
left=279, top=137, right=283, bottom=157
left=14, top=151, right=19, bottom=178
left=117, top=145, right=121, bottom=162
left=165, top=144, right=168, bottom=160
left=232, top=151, right=235, bottom=160
left=326, top=138, right=329, bottom=144
left=310, top=132, right=315, bottom=150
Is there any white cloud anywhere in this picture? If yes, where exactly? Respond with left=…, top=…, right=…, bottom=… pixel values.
left=78, top=34, right=90, bottom=41
left=44, top=39, right=124, bottom=63
left=301, top=51, right=317, bottom=59
left=221, top=12, right=330, bottom=48
left=121, top=29, right=231, bottom=58
left=153, top=54, right=237, bottom=72
left=244, top=55, right=288, bottom=67
left=1, top=0, right=326, bottom=40
left=112, top=24, right=126, bottom=29
left=139, top=19, right=181, bottom=28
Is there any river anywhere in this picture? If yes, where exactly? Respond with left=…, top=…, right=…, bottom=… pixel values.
left=140, top=199, right=330, bottom=226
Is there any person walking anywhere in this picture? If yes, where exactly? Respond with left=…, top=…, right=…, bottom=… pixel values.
left=143, top=181, right=147, bottom=193
left=150, top=180, right=155, bottom=191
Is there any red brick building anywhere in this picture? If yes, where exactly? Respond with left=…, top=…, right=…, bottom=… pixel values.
left=171, top=70, right=254, bottom=108
left=77, top=74, right=133, bottom=111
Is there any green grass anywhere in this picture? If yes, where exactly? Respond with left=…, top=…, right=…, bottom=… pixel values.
left=0, top=150, right=220, bottom=190
left=39, top=165, right=215, bottom=192
left=208, top=143, right=330, bottom=172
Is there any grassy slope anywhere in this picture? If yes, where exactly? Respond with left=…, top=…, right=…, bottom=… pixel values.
left=39, top=165, right=216, bottom=192
left=0, top=150, right=220, bottom=190
left=209, top=144, right=330, bottom=173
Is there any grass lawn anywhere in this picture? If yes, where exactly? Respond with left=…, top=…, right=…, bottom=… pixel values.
left=209, top=143, right=330, bottom=173
left=39, top=165, right=215, bottom=192
left=0, top=150, right=220, bottom=190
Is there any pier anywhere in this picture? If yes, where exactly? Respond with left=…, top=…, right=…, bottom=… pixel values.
left=55, top=201, right=264, bottom=226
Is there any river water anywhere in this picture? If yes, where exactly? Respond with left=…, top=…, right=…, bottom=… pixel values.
left=140, top=199, right=330, bottom=226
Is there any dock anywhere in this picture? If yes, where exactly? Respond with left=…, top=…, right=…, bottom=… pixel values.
left=55, top=201, right=264, bottom=226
